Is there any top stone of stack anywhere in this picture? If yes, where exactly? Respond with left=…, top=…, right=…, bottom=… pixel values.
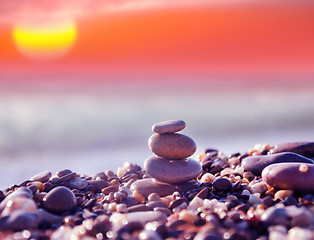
left=152, top=119, right=186, bottom=134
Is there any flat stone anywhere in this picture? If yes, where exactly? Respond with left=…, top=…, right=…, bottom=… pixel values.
left=242, top=152, right=314, bottom=176
left=148, top=133, right=196, bottom=159
left=144, top=156, right=202, bottom=184
left=262, top=163, right=314, bottom=193
left=30, top=171, right=52, bottom=182
left=42, top=186, right=76, bottom=214
left=270, top=142, right=314, bottom=158
left=152, top=120, right=186, bottom=134
left=130, top=178, right=176, bottom=198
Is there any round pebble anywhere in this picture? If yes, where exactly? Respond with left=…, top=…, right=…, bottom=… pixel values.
left=148, top=133, right=196, bottom=159
left=152, top=120, right=186, bottom=134
left=262, top=163, right=314, bottom=193
left=213, top=178, right=232, bottom=193
left=42, top=186, right=76, bottom=213
left=144, top=156, right=202, bottom=184
left=242, top=152, right=314, bottom=176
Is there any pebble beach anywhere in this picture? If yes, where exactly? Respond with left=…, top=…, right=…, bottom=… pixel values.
left=0, top=120, right=313, bottom=240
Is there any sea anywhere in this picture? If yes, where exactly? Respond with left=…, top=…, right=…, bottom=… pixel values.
left=0, top=76, right=314, bottom=189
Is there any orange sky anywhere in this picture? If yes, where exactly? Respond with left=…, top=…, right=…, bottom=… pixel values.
left=0, top=1, right=314, bottom=80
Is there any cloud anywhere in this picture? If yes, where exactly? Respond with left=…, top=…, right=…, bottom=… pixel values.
left=0, top=0, right=219, bottom=26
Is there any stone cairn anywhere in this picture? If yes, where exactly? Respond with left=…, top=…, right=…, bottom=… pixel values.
left=131, top=120, right=202, bottom=198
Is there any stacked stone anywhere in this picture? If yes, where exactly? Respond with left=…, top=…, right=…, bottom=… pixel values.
left=131, top=120, right=202, bottom=198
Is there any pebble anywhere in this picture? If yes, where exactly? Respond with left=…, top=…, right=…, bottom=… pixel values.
left=144, top=156, right=201, bottom=183
left=130, top=178, right=176, bottom=198
left=262, top=163, right=314, bottom=192
left=152, top=120, right=186, bottom=134
left=0, top=210, right=40, bottom=231
left=1, top=129, right=314, bottom=240
left=212, top=178, right=232, bottom=193
left=125, top=211, right=167, bottom=224
left=87, top=180, right=108, bottom=193
left=68, top=178, right=88, bottom=190
left=30, top=171, right=52, bottom=182
left=148, top=133, right=196, bottom=159
left=42, top=186, right=76, bottom=213
left=242, top=152, right=314, bottom=176
left=1, top=197, right=37, bottom=216
left=0, top=187, right=32, bottom=212
left=270, top=141, right=314, bottom=158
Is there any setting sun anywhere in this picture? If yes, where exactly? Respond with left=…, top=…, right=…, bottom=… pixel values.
left=12, top=20, right=77, bottom=60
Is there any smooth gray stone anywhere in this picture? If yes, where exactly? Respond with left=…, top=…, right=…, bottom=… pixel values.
left=242, top=152, right=314, bottom=176
left=270, top=142, right=314, bottom=158
left=30, top=171, right=52, bottom=182
left=152, top=120, right=186, bottom=134
left=0, top=210, right=40, bottom=231
left=42, top=186, right=76, bottom=213
left=262, top=163, right=314, bottom=193
left=144, top=156, right=202, bottom=184
left=148, top=133, right=196, bottom=159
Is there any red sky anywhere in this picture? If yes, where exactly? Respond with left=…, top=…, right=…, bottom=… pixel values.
left=0, top=0, right=314, bottom=81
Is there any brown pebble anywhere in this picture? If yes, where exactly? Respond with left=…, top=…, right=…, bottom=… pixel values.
left=30, top=171, right=52, bottom=183
left=56, top=169, right=72, bottom=178
left=148, top=133, right=197, bottom=159
left=152, top=120, right=186, bottom=134
left=60, top=172, right=77, bottom=182
left=102, top=186, right=119, bottom=195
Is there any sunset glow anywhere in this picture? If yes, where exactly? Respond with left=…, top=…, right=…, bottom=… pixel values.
left=0, top=0, right=313, bottom=80
left=12, top=20, right=77, bottom=60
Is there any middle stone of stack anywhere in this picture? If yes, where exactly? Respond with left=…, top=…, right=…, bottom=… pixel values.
left=144, top=120, right=202, bottom=184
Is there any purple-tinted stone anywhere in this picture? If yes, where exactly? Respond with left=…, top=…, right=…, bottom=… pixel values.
left=30, top=171, right=52, bottom=183
left=148, top=133, right=196, bottom=159
left=152, top=120, right=186, bottom=134
left=270, top=142, right=314, bottom=158
left=242, top=152, right=314, bottom=176
left=144, top=156, right=201, bottom=184
left=42, top=186, right=76, bottom=213
left=262, top=163, right=314, bottom=193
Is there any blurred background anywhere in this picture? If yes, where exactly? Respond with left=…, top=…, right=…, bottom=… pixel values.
left=0, top=0, right=314, bottom=189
